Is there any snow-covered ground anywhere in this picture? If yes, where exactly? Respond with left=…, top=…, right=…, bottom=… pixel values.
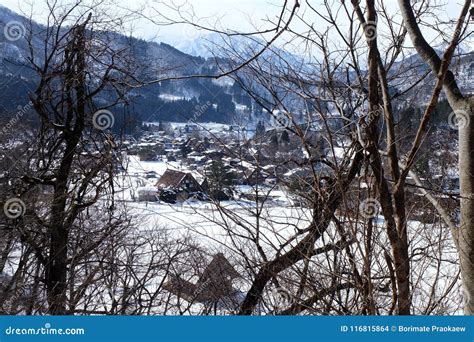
left=114, top=155, right=182, bottom=201
left=119, top=195, right=461, bottom=314
left=158, top=94, right=191, bottom=102
left=143, top=121, right=232, bottom=134
left=113, top=154, right=312, bottom=252
left=85, top=153, right=463, bottom=314
left=115, top=154, right=293, bottom=204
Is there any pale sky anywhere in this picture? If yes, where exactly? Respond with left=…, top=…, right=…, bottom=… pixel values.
left=1, top=0, right=469, bottom=52
left=2, top=0, right=285, bottom=42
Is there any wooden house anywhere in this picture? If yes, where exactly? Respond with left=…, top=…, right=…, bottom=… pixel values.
left=155, top=169, right=202, bottom=202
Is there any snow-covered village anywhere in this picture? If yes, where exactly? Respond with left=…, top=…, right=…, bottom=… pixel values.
left=0, top=0, right=473, bottom=325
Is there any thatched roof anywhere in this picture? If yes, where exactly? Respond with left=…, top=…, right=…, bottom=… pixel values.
left=198, top=253, right=239, bottom=283
left=155, top=169, right=190, bottom=189
left=163, top=253, right=240, bottom=304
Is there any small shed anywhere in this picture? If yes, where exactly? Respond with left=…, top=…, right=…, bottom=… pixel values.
left=137, top=186, right=158, bottom=202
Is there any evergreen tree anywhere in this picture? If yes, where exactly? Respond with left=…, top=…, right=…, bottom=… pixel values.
left=255, top=120, right=266, bottom=137
left=205, top=160, right=237, bottom=201
left=280, top=130, right=290, bottom=144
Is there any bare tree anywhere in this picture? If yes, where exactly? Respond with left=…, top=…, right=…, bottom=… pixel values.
left=397, top=0, right=474, bottom=314
left=1, top=0, right=140, bottom=314
left=1, top=0, right=470, bottom=317
left=140, top=0, right=471, bottom=315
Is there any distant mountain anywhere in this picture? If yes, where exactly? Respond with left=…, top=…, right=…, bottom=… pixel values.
left=0, top=4, right=472, bottom=131
left=176, top=32, right=305, bottom=66
left=388, top=48, right=473, bottom=102
left=176, top=32, right=272, bottom=58
left=0, top=5, right=257, bottom=127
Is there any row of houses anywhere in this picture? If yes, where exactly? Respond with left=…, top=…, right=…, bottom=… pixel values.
left=128, top=123, right=332, bottom=204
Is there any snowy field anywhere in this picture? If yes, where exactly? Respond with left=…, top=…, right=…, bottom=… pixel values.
left=143, top=121, right=233, bottom=134
left=104, top=154, right=462, bottom=314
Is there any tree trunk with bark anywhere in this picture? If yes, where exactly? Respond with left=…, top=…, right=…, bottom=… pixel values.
left=398, top=0, right=474, bottom=314
left=43, top=19, right=88, bottom=316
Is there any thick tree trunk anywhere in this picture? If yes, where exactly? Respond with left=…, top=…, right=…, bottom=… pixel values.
left=457, top=98, right=474, bottom=314
left=365, top=0, right=411, bottom=314
left=397, top=0, right=473, bottom=314
left=46, top=141, right=76, bottom=315
left=44, top=20, right=88, bottom=315
left=46, top=221, right=69, bottom=314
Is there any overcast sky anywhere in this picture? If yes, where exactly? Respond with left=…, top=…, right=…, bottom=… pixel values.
left=2, top=0, right=284, bottom=42
left=2, top=0, right=469, bottom=52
